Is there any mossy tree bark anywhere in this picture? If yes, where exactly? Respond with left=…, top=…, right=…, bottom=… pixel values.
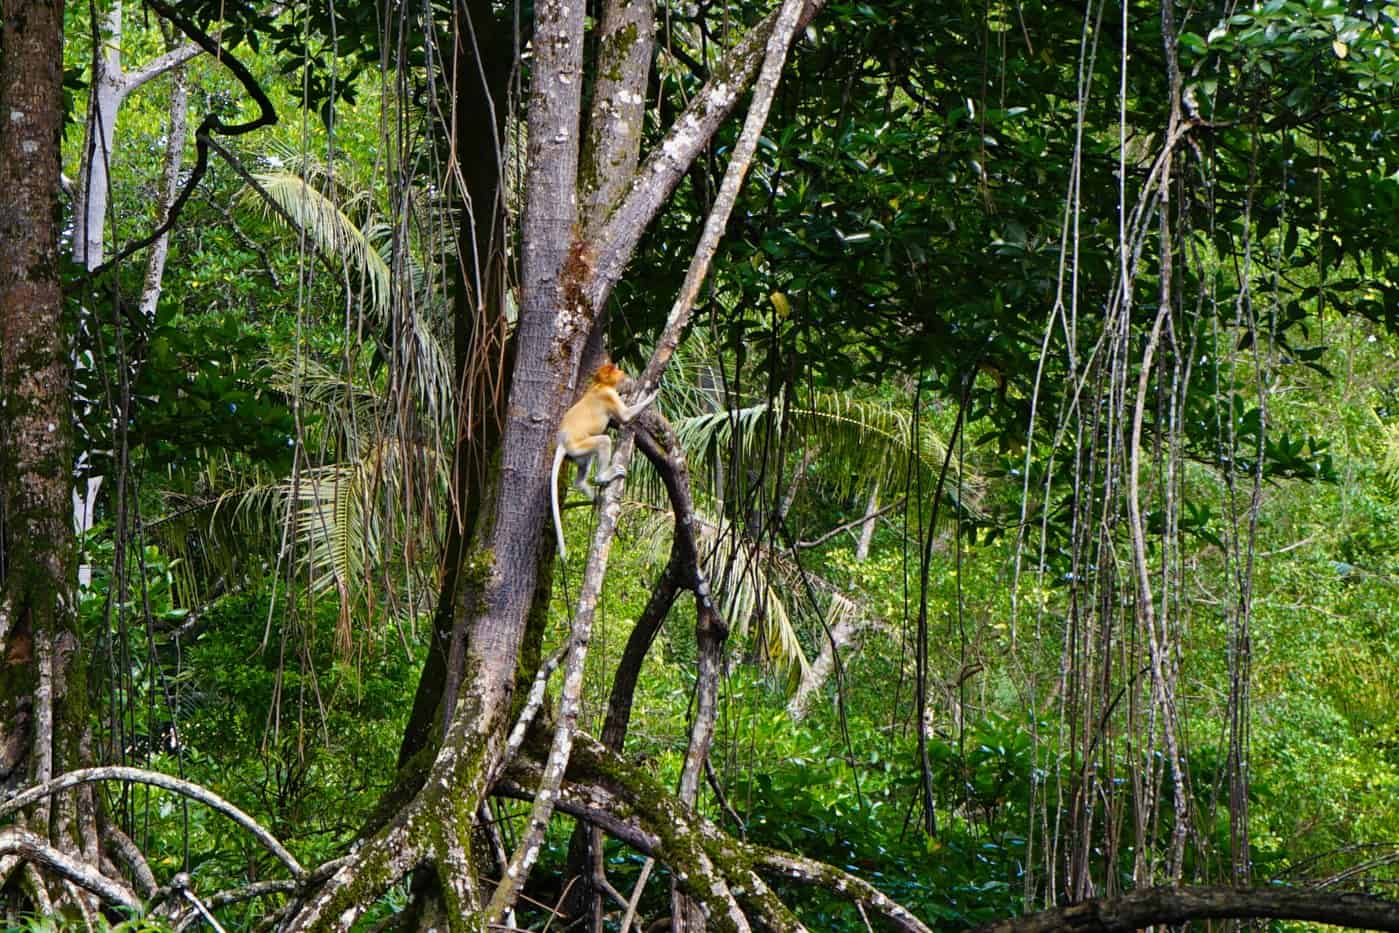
left=0, top=0, right=101, bottom=903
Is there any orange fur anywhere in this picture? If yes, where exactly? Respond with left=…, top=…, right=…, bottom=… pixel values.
left=550, top=363, right=657, bottom=558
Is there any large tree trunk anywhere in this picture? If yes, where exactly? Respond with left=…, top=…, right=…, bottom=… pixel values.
left=396, top=0, right=514, bottom=774
left=0, top=0, right=97, bottom=896
left=276, top=0, right=839, bottom=926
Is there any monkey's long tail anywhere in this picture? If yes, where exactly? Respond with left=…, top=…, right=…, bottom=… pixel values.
left=551, top=442, right=568, bottom=559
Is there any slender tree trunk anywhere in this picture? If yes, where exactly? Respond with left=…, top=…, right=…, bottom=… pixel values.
left=854, top=480, right=879, bottom=560
left=785, top=484, right=881, bottom=717
left=71, top=2, right=202, bottom=584
left=397, top=0, right=512, bottom=773
left=72, top=1, right=203, bottom=272
left=137, top=56, right=190, bottom=320
left=73, top=4, right=122, bottom=270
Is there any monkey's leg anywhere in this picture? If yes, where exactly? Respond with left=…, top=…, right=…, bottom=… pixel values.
left=592, top=434, right=626, bottom=485
left=571, top=444, right=599, bottom=500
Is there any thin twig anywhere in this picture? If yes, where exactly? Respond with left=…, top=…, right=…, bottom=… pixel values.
left=795, top=498, right=906, bottom=550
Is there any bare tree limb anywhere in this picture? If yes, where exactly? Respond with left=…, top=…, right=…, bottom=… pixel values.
left=138, top=52, right=191, bottom=320
left=971, top=886, right=1399, bottom=933
left=795, top=498, right=906, bottom=550
left=500, top=646, right=567, bottom=771
left=635, top=0, right=816, bottom=392
left=619, top=858, right=653, bottom=932
left=124, top=41, right=204, bottom=92
left=579, top=0, right=656, bottom=235
left=0, top=766, right=304, bottom=879
left=0, top=828, right=139, bottom=912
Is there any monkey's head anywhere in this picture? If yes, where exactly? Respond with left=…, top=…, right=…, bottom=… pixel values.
left=591, top=362, right=626, bottom=387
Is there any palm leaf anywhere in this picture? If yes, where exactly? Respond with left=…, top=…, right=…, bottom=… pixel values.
left=632, top=505, right=814, bottom=692
left=676, top=390, right=981, bottom=510
left=249, top=170, right=392, bottom=315
left=245, top=170, right=452, bottom=424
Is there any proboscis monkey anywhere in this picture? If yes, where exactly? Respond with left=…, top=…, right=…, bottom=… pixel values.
left=550, top=363, right=658, bottom=558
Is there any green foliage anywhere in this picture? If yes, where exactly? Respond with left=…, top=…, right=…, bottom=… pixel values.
left=74, top=305, right=296, bottom=474
left=80, top=547, right=418, bottom=908
left=720, top=694, right=1032, bottom=928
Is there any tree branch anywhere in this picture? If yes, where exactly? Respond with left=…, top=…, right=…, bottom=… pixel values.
left=971, top=886, right=1399, bottom=933
left=0, top=828, right=139, bottom=912
left=503, top=733, right=934, bottom=933
left=633, top=0, right=813, bottom=393
left=585, top=0, right=826, bottom=312
left=579, top=0, right=656, bottom=234
left=500, top=646, right=567, bottom=772
left=795, top=498, right=906, bottom=550
left=0, top=766, right=303, bottom=879
left=752, top=847, right=933, bottom=933
left=123, top=40, right=203, bottom=93
left=89, top=0, right=277, bottom=278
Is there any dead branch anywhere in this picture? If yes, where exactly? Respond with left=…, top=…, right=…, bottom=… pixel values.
left=795, top=498, right=906, bottom=550
left=587, top=0, right=828, bottom=310
left=971, top=885, right=1399, bottom=933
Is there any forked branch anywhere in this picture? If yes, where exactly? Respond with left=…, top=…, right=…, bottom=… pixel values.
left=502, top=733, right=935, bottom=933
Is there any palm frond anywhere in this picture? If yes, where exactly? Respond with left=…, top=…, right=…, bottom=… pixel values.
left=264, top=354, right=388, bottom=452
left=1377, top=418, right=1399, bottom=490
left=149, top=435, right=440, bottom=650
left=631, top=506, right=813, bottom=692
left=676, top=390, right=981, bottom=509
left=245, top=171, right=453, bottom=424
left=276, top=437, right=442, bottom=630
left=249, top=170, right=392, bottom=316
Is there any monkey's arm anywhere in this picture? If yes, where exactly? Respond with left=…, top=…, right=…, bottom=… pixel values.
left=617, top=389, right=658, bottom=423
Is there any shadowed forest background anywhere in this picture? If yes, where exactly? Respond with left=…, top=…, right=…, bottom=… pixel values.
left=2, top=0, right=1399, bottom=929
